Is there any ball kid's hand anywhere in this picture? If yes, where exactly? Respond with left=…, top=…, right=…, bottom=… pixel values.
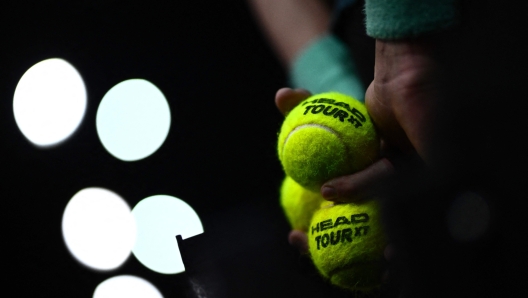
left=320, top=39, right=440, bottom=203
left=314, top=39, right=443, bottom=294
left=276, top=87, right=395, bottom=287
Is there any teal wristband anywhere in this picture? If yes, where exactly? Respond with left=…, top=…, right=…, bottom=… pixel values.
left=365, top=0, right=459, bottom=39
left=290, top=34, right=365, bottom=102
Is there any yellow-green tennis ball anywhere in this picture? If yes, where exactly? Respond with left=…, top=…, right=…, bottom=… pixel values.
left=308, top=201, right=386, bottom=292
left=277, top=92, right=379, bottom=192
left=280, top=176, right=325, bottom=232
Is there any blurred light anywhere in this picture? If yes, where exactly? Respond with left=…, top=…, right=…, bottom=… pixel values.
left=446, top=191, right=490, bottom=242
left=62, top=187, right=136, bottom=271
left=96, top=79, right=171, bottom=161
left=93, top=275, right=163, bottom=298
left=13, top=58, right=87, bottom=147
left=132, top=195, right=203, bottom=274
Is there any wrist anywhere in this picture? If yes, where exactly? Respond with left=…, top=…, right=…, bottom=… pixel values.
left=373, top=39, right=437, bottom=84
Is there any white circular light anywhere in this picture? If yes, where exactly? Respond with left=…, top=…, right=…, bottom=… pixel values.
left=93, top=275, right=163, bottom=298
left=132, top=195, right=203, bottom=274
left=96, top=79, right=171, bottom=161
left=13, top=58, right=87, bottom=147
left=446, top=191, right=490, bottom=242
left=62, top=187, right=136, bottom=271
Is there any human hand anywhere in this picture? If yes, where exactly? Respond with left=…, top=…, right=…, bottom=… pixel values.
left=321, top=38, right=441, bottom=202
left=275, top=85, right=401, bottom=204
left=313, top=39, right=443, bottom=296
left=276, top=88, right=395, bottom=289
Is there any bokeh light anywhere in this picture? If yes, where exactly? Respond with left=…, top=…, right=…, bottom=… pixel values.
left=132, top=195, right=203, bottom=274
left=62, top=187, right=136, bottom=271
left=93, top=275, right=163, bottom=298
left=13, top=58, right=87, bottom=147
left=96, top=79, right=171, bottom=161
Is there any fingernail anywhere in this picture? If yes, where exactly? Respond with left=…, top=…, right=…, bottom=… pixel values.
left=321, top=186, right=337, bottom=200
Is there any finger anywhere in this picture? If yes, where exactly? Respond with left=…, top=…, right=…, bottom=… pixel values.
left=320, top=158, right=395, bottom=202
left=275, top=87, right=311, bottom=115
left=288, top=229, right=309, bottom=254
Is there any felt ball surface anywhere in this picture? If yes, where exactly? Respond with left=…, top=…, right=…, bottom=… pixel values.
left=280, top=176, right=325, bottom=232
left=277, top=92, right=379, bottom=192
left=308, top=201, right=386, bottom=292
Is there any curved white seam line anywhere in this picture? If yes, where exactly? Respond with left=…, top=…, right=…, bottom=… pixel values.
left=282, top=124, right=339, bottom=157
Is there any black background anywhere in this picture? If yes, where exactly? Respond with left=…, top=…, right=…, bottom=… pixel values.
left=1, top=1, right=299, bottom=297
left=2, top=1, right=528, bottom=298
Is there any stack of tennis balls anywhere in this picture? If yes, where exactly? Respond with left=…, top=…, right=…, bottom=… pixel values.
left=280, top=175, right=325, bottom=232
left=278, top=92, right=386, bottom=292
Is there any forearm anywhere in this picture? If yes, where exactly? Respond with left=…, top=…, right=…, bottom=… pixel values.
left=247, top=0, right=331, bottom=66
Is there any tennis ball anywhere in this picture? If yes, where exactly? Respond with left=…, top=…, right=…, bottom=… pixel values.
left=308, top=201, right=386, bottom=292
left=280, top=176, right=325, bottom=232
left=277, top=92, right=379, bottom=192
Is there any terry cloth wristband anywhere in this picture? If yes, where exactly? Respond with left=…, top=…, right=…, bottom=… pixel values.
left=365, top=0, right=459, bottom=39
left=290, top=34, right=365, bottom=102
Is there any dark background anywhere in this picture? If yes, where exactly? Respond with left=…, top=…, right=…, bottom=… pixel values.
left=2, top=1, right=528, bottom=298
left=0, top=1, right=365, bottom=297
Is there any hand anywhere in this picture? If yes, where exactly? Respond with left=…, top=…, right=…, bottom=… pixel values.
left=321, top=38, right=441, bottom=202
left=276, top=87, right=395, bottom=288
left=316, top=38, right=443, bottom=296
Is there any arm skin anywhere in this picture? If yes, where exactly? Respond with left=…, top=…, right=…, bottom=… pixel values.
left=247, top=0, right=330, bottom=68
left=322, top=38, right=441, bottom=202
